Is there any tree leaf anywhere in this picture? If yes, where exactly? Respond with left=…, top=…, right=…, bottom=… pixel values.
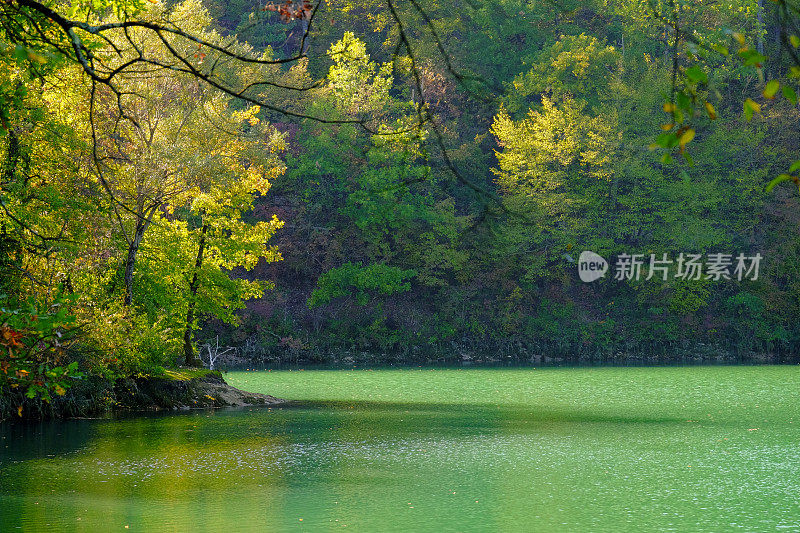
left=738, top=49, right=766, bottom=67
left=782, top=85, right=798, bottom=105
left=676, top=91, right=691, bottom=111
left=679, top=128, right=695, bottom=148
left=766, top=174, right=793, bottom=192
left=704, top=101, right=717, bottom=119
left=686, top=65, right=708, bottom=84
left=13, top=44, right=28, bottom=64
left=743, top=98, right=761, bottom=121
left=711, top=43, right=729, bottom=56
left=789, top=161, right=800, bottom=173
left=655, top=132, right=678, bottom=149
left=763, top=80, right=780, bottom=99
left=26, top=50, right=47, bottom=64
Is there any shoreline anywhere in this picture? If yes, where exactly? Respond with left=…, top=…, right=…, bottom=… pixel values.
left=1, top=371, right=285, bottom=422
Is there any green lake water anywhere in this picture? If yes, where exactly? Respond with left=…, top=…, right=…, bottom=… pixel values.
left=1, top=366, right=799, bottom=531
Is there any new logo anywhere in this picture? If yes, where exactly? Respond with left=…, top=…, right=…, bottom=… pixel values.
left=578, top=251, right=608, bottom=282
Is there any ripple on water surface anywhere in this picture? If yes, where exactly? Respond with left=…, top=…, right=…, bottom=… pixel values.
left=1, top=366, right=799, bottom=531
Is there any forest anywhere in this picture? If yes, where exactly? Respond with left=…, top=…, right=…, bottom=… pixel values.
left=2, top=0, right=800, bottom=416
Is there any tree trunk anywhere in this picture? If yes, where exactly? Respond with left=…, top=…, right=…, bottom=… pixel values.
left=301, top=17, right=310, bottom=55
left=183, top=223, right=209, bottom=366
left=1, top=129, right=21, bottom=184
left=756, top=0, right=764, bottom=56
left=123, top=216, right=148, bottom=306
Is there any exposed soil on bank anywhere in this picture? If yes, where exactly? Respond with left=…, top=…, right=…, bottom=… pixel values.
left=1, top=370, right=285, bottom=421
left=114, top=371, right=284, bottom=411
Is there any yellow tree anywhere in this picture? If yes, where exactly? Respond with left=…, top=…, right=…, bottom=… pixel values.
left=136, top=104, right=286, bottom=365
left=84, top=1, right=292, bottom=308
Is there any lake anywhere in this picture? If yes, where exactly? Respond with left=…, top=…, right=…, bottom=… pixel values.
left=1, top=366, right=799, bottom=531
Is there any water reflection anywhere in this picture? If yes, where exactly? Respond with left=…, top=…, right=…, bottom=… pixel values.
left=1, top=368, right=800, bottom=531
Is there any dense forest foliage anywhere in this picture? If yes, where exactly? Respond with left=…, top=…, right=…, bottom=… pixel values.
left=2, top=0, right=800, bottom=412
